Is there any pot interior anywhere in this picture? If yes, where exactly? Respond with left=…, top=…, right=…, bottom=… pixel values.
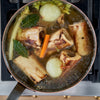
left=2, top=0, right=96, bottom=92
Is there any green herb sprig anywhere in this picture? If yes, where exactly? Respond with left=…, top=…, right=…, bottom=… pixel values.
left=21, top=14, right=39, bottom=29
left=14, top=40, right=28, bottom=58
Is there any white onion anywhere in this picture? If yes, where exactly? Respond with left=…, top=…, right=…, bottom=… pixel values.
left=40, top=4, right=61, bottom=22
left=46, top=58, right=62, bottom=78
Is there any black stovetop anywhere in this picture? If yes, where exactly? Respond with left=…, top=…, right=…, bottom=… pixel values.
left=1, top=0, right=100, bottom=82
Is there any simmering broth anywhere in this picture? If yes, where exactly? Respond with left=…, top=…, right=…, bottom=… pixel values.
left=5, top=0, right=95, bottom=92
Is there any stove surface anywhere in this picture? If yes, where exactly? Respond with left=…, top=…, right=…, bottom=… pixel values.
left=0, top=0, right=100, bottom=96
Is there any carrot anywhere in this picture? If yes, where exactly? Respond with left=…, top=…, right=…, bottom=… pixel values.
left=40, top=34, right=50, bottom=58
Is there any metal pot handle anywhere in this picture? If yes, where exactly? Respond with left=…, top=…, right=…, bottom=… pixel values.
left=7, top=82, right=26, bottom=100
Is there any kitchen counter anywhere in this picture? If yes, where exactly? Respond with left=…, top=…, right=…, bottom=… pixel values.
left=0, top=80, right=100, bottom=96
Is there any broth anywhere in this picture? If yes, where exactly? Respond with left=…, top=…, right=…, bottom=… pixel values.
left=5, top=0, right=95, bottom=92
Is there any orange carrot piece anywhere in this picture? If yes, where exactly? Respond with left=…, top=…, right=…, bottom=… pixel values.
left=40, top=35, right=50, bottom=58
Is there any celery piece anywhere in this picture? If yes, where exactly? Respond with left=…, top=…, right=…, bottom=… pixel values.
left=8, top=6, right=30, bottom=60
left=16, top=28, right=22, bottom=40
left=33, top=1, right=41, bottom=10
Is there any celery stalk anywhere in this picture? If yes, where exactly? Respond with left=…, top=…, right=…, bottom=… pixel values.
left=8, top=6, right=30, bottom=60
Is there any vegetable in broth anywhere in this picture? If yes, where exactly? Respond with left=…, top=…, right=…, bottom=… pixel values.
left=8, top=6, right=30, bottom=60
left=46, top=58, right=63, bottom=78
left=40, top=4, right=61, bottom=22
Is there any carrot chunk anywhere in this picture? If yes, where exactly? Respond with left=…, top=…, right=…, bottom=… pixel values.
left=40, top=35, right=50, bottom=58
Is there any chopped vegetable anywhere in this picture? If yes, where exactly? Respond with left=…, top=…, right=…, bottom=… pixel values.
left=40, top=4, right=61, bottom=22
left=33, top=0, right=71, bottom=15
left=21, top=6, right=30, bottom=16
left=33, top=0, right=52, bottom=10
left=63, top=4, right=71, bottom=15
left=40, top=35, right=50, bottom=58
left=52, top=0, right=63, bottom=5
left=8, top=6, right=30, bottom=60
left=13, top=55, right=47, bottom=83
left=14, top=40, right=28, bottom=58
left=46, top=58, right=62, bottom=78
left=33, top=1, right=41, bottom=10
left=21, top=14, right=39, bottom=29
left=16, top=27, right=22, bottom=40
